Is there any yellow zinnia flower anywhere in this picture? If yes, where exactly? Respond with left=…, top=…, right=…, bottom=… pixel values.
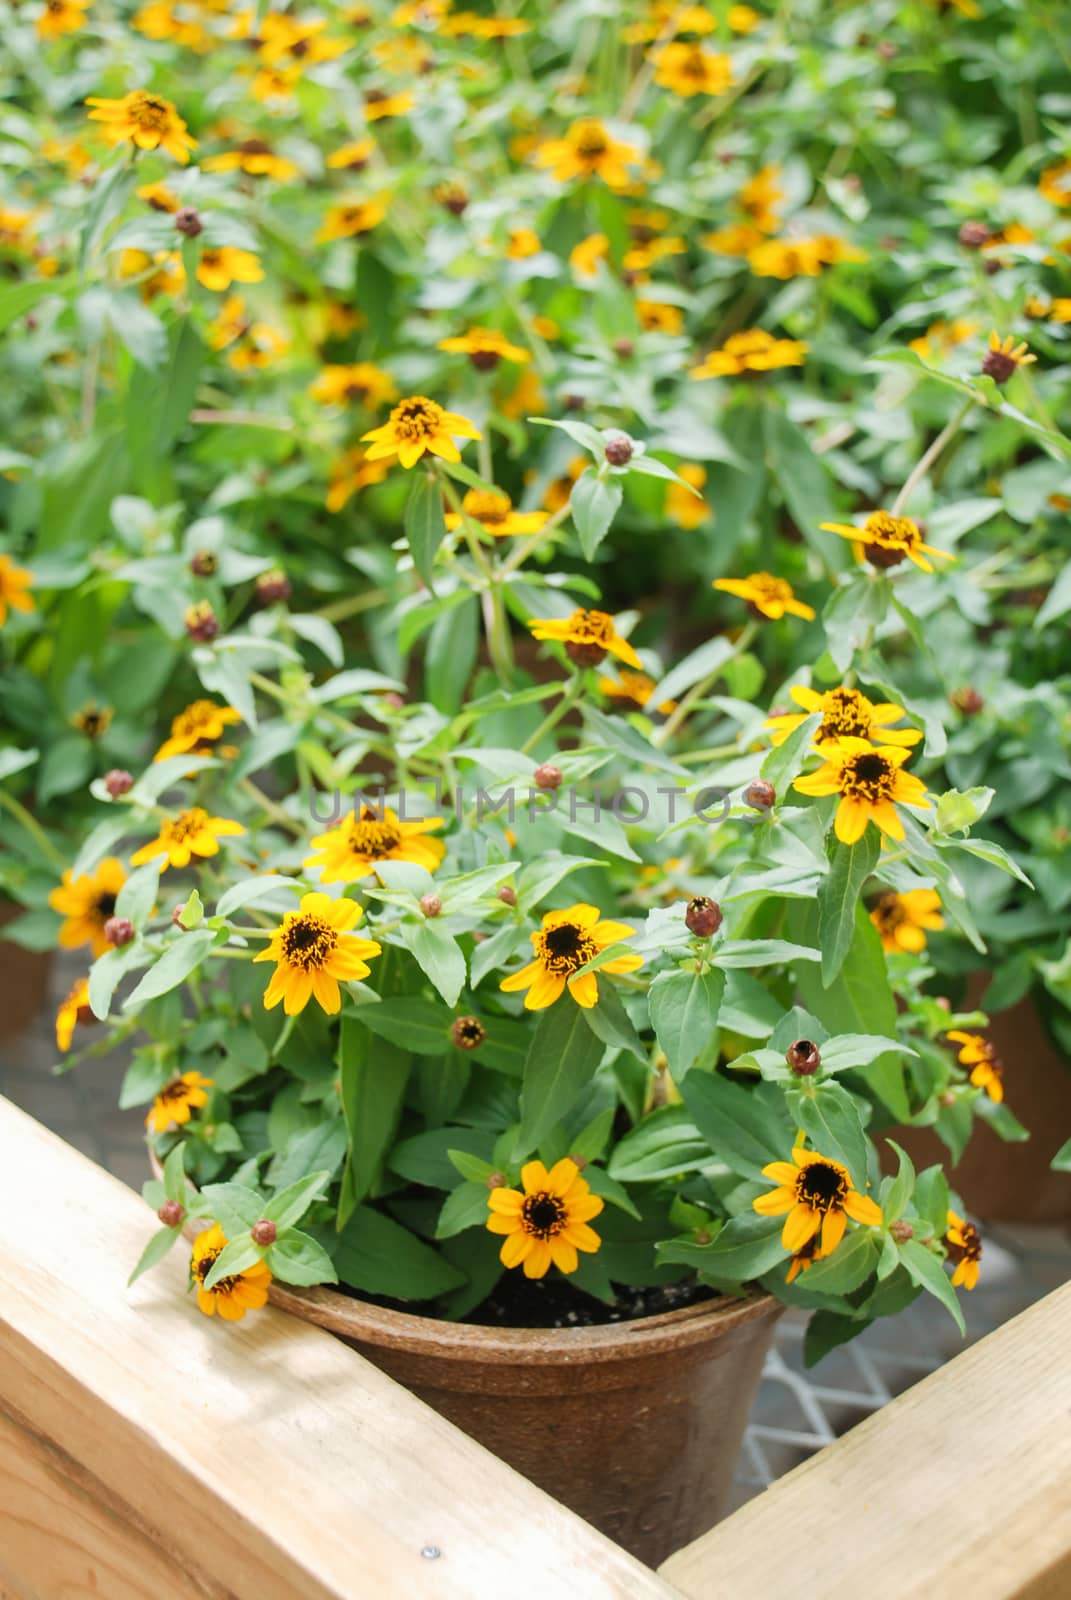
left=147, top=1070, right=214, bottom=1133
left=120, top=247, right=186, bottom=302
left=665, top=463, right=709, bottom=527
left=202, top=138, right=299, bottom=181
left=946, top=1031, right=1004, bottom=1103
left=820, top=510, right=953, bottom=573
left=49, top=857, right=128, bottom=958
left=765, top=685, right=922, bottom=749
left=499, top=903, right=642, bottom=1010
left=325, top=447, right=390, bottom=511
left=784, top=1233, right=828, bottom=1284
left=945, top=1210, right=982, bottom=1290
left=326, top=138, right=376, bottom=171
left=599, top=670, right=676, bottom=716
left=486, top=1158, right=604, bottom=1278
left=254, top=892, right=381, bottom=1015
left=701, top=222, right=766, bottom=258
left=690, top=329, right=807, bottom=379
left=317, top=196, right=390, bottom=243
left=753, top=1146, right=883, bottom=1253
left=506, top=226, right=542, bottom=259
left=714, top=572, right=815, bottom=621
left=131, top=808, right=245, bottom=871
left=0, top=554, right=35, bottom=626
left=37, top=0, right=91, bottom=40
left=569, top=233, right=610, bottom=279
left=869, top=889, right=944, bottom=953
left=364, top=90, right=414, bottom=121
left=154, top=700, right=242, bottom=762
left=793, top=738, right=930, bottom=844
left=137, top=180, right=181, bottom=213
left=361, top=395, right=481, bottom=468
left=437, top=327, right=530, bottom=369
left=191, top=1223, right=273, bottom=1320
left=309, top=362, right=398, bottom=408
left=56, top=977, right=92, bottom=1052
left=981, top=331, right=1037, bottom=383
left=305, top=804, right=445, bottom=883
left=534, top=119, right=640, bottom=189
left=637, top=299, right=685, bottom=335
left=653, top=42, right=734, bottom=97
left=529, top=608, right=643, bottom=669
left=1039, top=158, right=1071, bottom=208
left=195, top=246, right=263, bottom=292
left=444, top=488, right=548, bottom=538
left=85, top=89, right=197, bottom=163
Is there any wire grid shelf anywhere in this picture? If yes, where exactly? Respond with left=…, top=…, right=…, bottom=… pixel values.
left=3, top=952, right=1068, bottom=1506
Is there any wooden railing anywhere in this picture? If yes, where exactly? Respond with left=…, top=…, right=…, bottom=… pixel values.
left=0, top=1092, right=1068, bottom=1599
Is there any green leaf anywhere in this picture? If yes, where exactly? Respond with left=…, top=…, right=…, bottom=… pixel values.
left=338, top=1021, right=411, bottom=1223
left=760, top=712, right=823, bottom=791
left=389, top=1128, right=494, bottom=1190
left=607, top=1107, right=711, bottom=1182
left=934, top=787, right=994, bottom=834
left=435, top=1182, right=490, bottom=1238
left=115, top=863, right=160, bottom=931
left=127, top=1225, right=183, bottom=1286
left=881, top=1140, right=916, bottom=1223
left=353, top=997, right=455, bottom=1054
left=790, top=1082, right=870, bottom=1188
left=333, top=1206, right=465, bottom=1299
left=821, top=577, right=889, bottom=675
left=647, top=967, right=725, bottom=1077
left=122, top=929, right=220, bottom=1010
left=162, top=1142, right=188, bottom=1206
left=408, top=921, right=467, bottom=1006
left=204, top=1234, right=263, bottom=1290
left=447, top=1148, right=497, bottom=1183
left=199, top=1182, right=264, bottom=1237
left=714, top=939, right=821, bottom=969
left=818, top=830, right=881, bottom=985
left=569, top=470, right=623, bottom=560
left=795, top=1227, right=880, bottom=1294
left=216, top=875, right=302, bottom=918
left=658, top=1213, right=787, bottom=1281
left=803, top=1309, right=871, bottom=1366
left=648, top=636, right=736, bottom=712
left=1052, top=1137, right=1071, bottom=1173
left=88, top=942, right=151, bottom=1021
left=405, top=471, right=447, bottom=592
left=263, top=1171, right=331, bottom=1231
left=518, top=1000, right=607, bottom=1152
left=266, top=1230, right=338, bottom=1286
left=899, top=1240, right=965, bottom=1334
left=582, top=980, right=647, bottom=1061
left=762, top=409, right=838, bottom=555
left=681, top=1073, right=793, bottom=1182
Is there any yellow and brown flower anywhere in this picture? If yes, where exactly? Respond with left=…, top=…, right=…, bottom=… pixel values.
left=191, top=1222, right=272, bottom=1320
left=154, top=700, right=242, bottom=762
left=85, top=89, right=196, bottom=163
left=793, top=738, right=930, bottom=844
left=444, top=489, right=548, bottom=538
left=0, top=554, right=34, bottom=627
left=131, top=808, right=245, bottom=871
left=946, top=1031, right=1004, bottom=1102
left=945, top=1210, right=982, bottom=1290
left=820, top=510, right=953, bottom=574
left=147, top=1070, right=213, bottom=1133
left=305, top=805, right=445, bottom=883
left=486, top=1158, right=604, bottom=1278
left=529, top=608, right=643, bottom=669
left=754, top=1146, right=883, bottom=1253
left=869, top=889, right=944, bottom=953
left=500, top=903, right=642, bottom=1010
left=533, top=119, right=639, bottom=189
left=254, top=891, right=381, bottom=1015
left=765, top=685, right=922, bottom=749
left=714, top=572, right=815, bottom=621
left=56, top=977, right=93, bottom=1052
left=361, top=395, right=481, bottom=468
left=49, top=857, right=128, bottom=958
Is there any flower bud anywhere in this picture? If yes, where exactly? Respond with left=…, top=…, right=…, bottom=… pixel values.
left=566, top=1153, right=588, bottom=1172
left=104, top=916, right=135, bottom=948
left=957, top=220, right=990, bottom=250
left=890, top=1219, right=914, bottom=1243
left=104, top=768, right=134, bottom=798
left=562, top=392, right=585, bottom=411
left=174, top=206, right=203, bottom=238
left=693, top=1228, right=713, bottom=1246
left=533, top=763, right=562, bottom=790
left=157, top=1200, right=185, bottom=1228
left=486, top=1171, right=507, bottom=1189
left=939, top=1089, right=957, bottom=1108
left=786, top=1039, right=821, bottom=1076
left=420, top=893, right=443, bottom=918
left=613, top=338, right=634, bottom=359
left=451, top=1015, right=486, bottom=1050
left=251, top=1219, right=277, bottom=1246
left=604, top=433, right=633, bottom=467
left=685, top=896, right=723, bottom=938
left=190, top=548, right=218, bottom=577
left=255, top=567, right=291, bottom=606
left=743, top=778, right=776, bottom=811
left=381, top=691, right=405, bottom=710
left=950, top=686, right=984, bottom=715
left=497, top=885, right=517, bottom=906
left=171, top=905, right=187, bottom=926
left=184, top=601, right=220, bottom=642
left=981, top=345, right=1017, bottom=382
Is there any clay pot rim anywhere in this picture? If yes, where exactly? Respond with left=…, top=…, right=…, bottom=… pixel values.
left=150, top=1153, right=780, bottom=1362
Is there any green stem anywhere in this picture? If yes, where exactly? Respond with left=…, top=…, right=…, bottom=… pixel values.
left=519, top=676, right=581, bottom=755
left=891, top=397, right=975, bottom=517
left=0, top=788, right=68, bottom=870
left=654, top=622, right=758, bottom=748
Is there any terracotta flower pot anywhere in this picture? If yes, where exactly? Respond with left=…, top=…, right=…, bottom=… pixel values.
left=0, top=900, right=54, bottom=1049
left=889, top=976, right=1071, bottom=1225
left=264, top=1279, right=781, bottom=1567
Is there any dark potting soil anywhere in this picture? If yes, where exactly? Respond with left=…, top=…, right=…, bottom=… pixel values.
left=337, top=1274, right=716, bottom=1330
left=463, top=1273, right=717, bottom=1329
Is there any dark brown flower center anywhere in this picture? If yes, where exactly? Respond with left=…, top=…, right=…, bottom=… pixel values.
left=795, top=1160, right=848, bottom=1212
left=281, top=913, right=338, bottom=969
left=871, top=892, right=905, bottom=933
left=574, top=122, right=608, bottom=159
left=392, top=396, right=442, bottom=440
left=162, top=807, right=208, bottom=845
left=193, top=1245, right=241, bottom=1294
left=347, top=809, right=403, bottom=857
left=521, top=1191, right=567, bottom=1238
left=536, top=921, right=599, bottom=976
left=842, top=750, right=895, bottom=801
left=130, top=93, right=172, bottom=132
left=819, top=689, right=872, bottom=741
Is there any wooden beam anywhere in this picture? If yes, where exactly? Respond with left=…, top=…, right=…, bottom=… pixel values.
left=661, top=1278, right=1071, bottom=1600
left=0, top=1097, right=675, bottom=1600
